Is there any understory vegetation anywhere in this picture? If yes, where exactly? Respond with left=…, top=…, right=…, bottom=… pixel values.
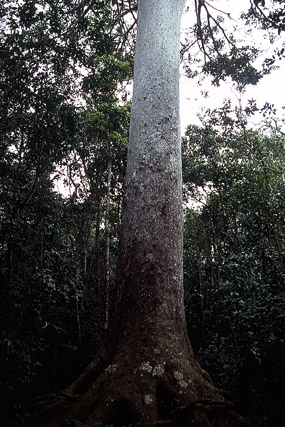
left=1, top=100, right=284, bottom=426
left=0, top=1, right=284, bottom=426
left=182, top=111, right=285, bottom=427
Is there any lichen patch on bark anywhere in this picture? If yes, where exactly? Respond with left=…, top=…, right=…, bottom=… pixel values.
left=144, top=394, right=154, bottom=405
left=139, top=361, right=153, bottom=373
left=152, top=363, right=166, bottom=377
left=105, top=364, right=118, bottom=374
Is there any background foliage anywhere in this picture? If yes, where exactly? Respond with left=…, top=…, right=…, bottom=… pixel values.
left=183, top=106, right=285, bottom=426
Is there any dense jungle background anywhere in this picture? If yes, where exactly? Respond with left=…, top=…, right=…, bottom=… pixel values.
left=0, top=1, right=284, bottom=426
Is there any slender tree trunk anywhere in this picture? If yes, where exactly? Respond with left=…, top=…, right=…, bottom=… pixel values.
left=76, top=299, right=82, bottom=344
left=24, top=1, right=244, bottom=425
left=104, top=156, right=112, bottom=330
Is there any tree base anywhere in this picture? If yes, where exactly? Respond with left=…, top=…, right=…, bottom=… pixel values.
left=22, top=328, right=246, bottom=427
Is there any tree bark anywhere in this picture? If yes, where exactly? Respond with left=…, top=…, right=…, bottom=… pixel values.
left=104, top=155, right=112, bottom=330
left=109, top=0, right=187, bottom=350
left=23, top=1, right=244, bottom=425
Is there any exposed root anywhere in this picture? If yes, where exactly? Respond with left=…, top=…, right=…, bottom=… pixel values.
left=21, top=339, right=245, bottom=427
left=19, top=309, right=246, bottom=427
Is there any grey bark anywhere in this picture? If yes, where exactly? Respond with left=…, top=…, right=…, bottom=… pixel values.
left=104, top=156, right=112, bottom=330
left=113, top=0, right=187, bottom=330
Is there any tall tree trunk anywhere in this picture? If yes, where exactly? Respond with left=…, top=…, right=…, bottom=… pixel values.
left=113, top=0, right=185, bottom=331
left=25, top=1, right=244, bottom=425
left=104, top=156, right=112, bottom=330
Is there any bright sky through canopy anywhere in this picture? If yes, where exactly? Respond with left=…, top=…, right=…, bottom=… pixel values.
left=180, top=0, right=285, bottom=131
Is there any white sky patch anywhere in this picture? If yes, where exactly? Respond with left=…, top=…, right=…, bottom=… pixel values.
left=179, top=0, right=285, bottom=132
left=180, top=65, right=285, bottom=132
